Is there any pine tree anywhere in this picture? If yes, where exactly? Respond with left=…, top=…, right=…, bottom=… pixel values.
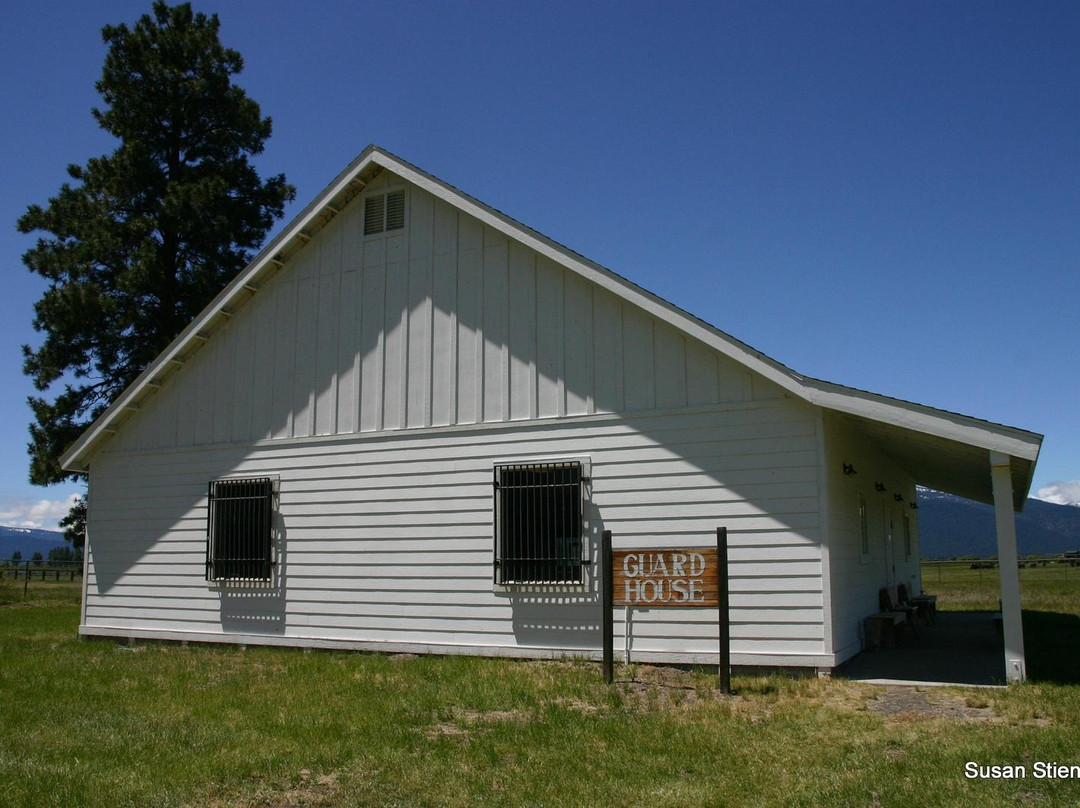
left=59, top=497, right=88, bottom=550
left=18, top=1, right=294, bottom=492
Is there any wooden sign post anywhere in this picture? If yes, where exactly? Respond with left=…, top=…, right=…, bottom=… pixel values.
left=601, top=528, right=731, bottom=693
left=601, top=529, right=614, bottom=684
left=717, top=526, right=730, bottom=694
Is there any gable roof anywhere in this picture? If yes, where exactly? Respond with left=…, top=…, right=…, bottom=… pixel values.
left=59, top=145, right=1042, bottom=507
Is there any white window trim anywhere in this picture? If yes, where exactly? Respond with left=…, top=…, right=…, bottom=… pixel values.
left=206, top=473, right=281, bottom=590
left=492, top=455, right=593, bottom=594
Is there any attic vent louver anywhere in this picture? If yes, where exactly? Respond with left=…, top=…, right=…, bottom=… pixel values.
left=385, top=190, right=405, bottom=231
left=364, top=189, right=406, bottom=236
left=363, top=194, right=384, bottom=235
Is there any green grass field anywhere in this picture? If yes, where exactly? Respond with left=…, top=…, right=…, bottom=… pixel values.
left=1, top=568, right=1079, bottom=807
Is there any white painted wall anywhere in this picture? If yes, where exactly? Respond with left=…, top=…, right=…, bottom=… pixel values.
left=821, top=413, right=921, bottom=663
left=85, top=400, right=828, bottom=666
left=84, top=169, right=834, bottom=667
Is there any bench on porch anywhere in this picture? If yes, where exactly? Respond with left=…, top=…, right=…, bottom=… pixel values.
left=863, top=587, right=921, bottom=650
left=898, top=583, right=937, bottom=626
left=863, top=611, right=907, bottom=650
left=863, top=589, right=907, bottom=649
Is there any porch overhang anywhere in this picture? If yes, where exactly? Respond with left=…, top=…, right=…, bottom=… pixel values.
left=827, top=399, right=1041, bottom=684
left=831, top=412, right=1039, bottom=511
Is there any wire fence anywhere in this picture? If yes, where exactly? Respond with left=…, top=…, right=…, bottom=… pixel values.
left=0, top=559, right=83, bottom=597
left=921, top=558, right=1080, bottom=585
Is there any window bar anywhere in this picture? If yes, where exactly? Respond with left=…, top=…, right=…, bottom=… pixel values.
left=502, top=466, right=510, bottom=584
left=247, top=479, right=255, bottom=579
left=206, top=481, right=214, bottom=581
left=520, top=465, right=527, bottom=583
left=554, top=466, right=561, bottom=583
left=561, top=465, right=570, bottom=582
left=503, top=468, right=509, bottom=584
left=493, top=467, right=499, bottom=584
left=535, top=465, right=543, bottom=582
left=241, top=479, right=248, bottom=579
left=264, top=479, right=273, bottom=579
left=250, top=479, right=257, bottom=579
left=500, top=467, right=507, bottom=584
left=519, top=465, right=525, bottom=583
left=528, top=465, right=535, bottom=582
left=504, top=466, right=511, bottom=584
left=521, top=465, right=528, bottom=583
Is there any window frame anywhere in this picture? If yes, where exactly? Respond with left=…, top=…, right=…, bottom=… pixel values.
left=205, top=474, right=279, bottom=585
left=858, top=494, right=870, bottom=562
left=492, top=457, right=591, bottom=591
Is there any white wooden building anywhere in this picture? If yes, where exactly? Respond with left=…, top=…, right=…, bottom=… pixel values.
left=61, top=145, right=1042, bottom=680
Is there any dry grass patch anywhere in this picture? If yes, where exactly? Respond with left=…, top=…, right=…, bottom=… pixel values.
left=423, top=706, right=532, bottom=740
left=196, top=769, right=343, bottom=808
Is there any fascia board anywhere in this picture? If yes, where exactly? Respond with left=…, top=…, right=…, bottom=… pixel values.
left=803, top=379, right=1043, bottom=462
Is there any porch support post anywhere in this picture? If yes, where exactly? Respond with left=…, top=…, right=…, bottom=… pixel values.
left=990, top=451, right=1026, bottom=683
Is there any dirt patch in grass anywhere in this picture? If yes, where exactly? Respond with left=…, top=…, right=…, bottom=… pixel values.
left=608, top=665, right=1023, bottom=729
left=865, top=686, right=998, bottom=723
left=618, top=665, right=704, bottom=710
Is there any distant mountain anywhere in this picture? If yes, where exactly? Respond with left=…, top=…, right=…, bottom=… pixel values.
left=0, top=525, right=69, bottom=560
left=916, top=490, right=1080, bottom=559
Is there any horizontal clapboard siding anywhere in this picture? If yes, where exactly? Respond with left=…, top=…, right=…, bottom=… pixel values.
left=821, top=414, right=921, bottom=663
left=111, top=175, right=785, bottom=455
left=84, top=401, right=826, bottom=665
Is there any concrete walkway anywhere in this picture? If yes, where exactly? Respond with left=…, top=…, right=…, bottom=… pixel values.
left=838, top=611, right=1006, bottom=687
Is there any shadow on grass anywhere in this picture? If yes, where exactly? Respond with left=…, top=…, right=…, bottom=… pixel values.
left=1024, top=610, right=1080, bottom=685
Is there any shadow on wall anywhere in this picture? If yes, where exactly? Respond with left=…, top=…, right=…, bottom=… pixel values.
left=506, top=501, right=604, bottom=649
left=218, top=512, right=288, bottom=635
left=89, top=449, right=291, bottom=639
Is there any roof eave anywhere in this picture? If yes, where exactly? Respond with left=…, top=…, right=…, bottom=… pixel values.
left=60, top=145, right=1045, bottom=496
left=804, top=378, right=1042, bottom=462
left=60, top=144, right=385, bottom=471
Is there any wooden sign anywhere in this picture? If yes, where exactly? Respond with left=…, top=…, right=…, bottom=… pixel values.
left=612, top=548, right=719, bottom=607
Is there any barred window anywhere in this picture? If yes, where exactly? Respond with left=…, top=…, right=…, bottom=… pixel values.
left=363, top=189, right=406, bottom=236
left=206, top=477, right=275, bottom=582
left=494, top=461, right=585, bottom=585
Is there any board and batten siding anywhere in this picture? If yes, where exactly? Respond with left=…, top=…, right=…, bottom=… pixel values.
left=110, top=172, right=784, bottom=455
left=84, top=402, right=829, bottom=667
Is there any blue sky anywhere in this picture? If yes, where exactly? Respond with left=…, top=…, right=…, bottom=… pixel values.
left=2, top=1, right=1078, bottom=529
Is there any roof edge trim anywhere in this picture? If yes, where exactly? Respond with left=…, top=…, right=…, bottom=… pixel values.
left=59, top=145, right=1045, bottom=481
left=59, top=146, right=383, bottom=471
